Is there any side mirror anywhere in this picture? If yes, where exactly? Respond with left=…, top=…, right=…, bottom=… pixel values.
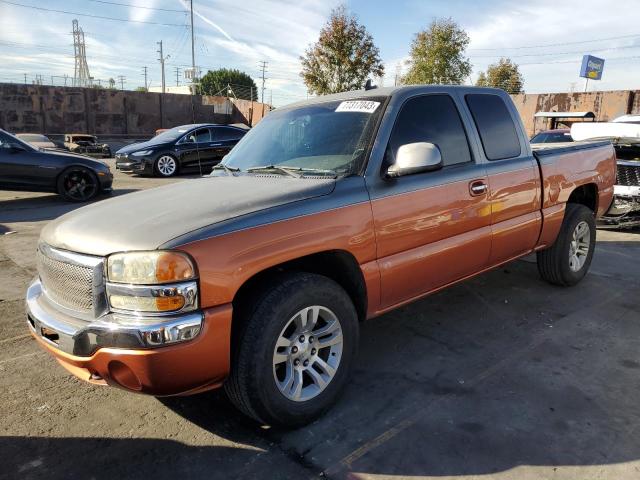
left=386, top=142, right=443, bottom=178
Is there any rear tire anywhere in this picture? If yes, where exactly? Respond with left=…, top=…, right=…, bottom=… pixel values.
left=224, top=272, right=359, bottom=427
left=537, top=204, right=596, bottom=286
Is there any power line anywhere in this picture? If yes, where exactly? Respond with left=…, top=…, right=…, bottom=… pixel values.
left=0, top=0, right=187, bottom=27
left=85, top=0, right=184, bottom=12
left=471, top=44, right=640, bottom=59
left=469, top=33, right=640, bottom=51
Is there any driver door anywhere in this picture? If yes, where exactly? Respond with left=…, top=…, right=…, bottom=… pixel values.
left=177, top=127, right=215, bottom=169
left=367, top=94, right=492, bottom=309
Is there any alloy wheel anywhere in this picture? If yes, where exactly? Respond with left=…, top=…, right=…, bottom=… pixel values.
left=157, top=156, right=177, bottom=176
left=61, top=169, right=97, bottom=201
left=273, top=306, right=343, bottom=402
left=568, top=220, right=591, bottom=272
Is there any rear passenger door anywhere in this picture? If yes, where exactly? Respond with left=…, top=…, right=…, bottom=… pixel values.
left=464, top=93, right=542, bottom=265
left=367, top=94, right=492, bottom=309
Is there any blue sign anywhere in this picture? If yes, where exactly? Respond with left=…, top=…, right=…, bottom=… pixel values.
left=580, top=55, right=605, bottom=80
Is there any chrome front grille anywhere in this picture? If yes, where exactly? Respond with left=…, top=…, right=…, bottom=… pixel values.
left=617, top=164, right=640, bottom=187
left=36, top=245, right=104, bottom=315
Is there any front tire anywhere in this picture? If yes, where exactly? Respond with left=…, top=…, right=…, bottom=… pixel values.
left=56, top=167, right=99, bottom=202
left=154, top=155, right=178, bottom=177
left=224, top=272, right=359, bottom=427
left=537, top=203, right=596, bottom=286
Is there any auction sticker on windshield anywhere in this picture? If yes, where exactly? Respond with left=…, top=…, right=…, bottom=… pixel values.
left=335, top=100, right=380, bottom=113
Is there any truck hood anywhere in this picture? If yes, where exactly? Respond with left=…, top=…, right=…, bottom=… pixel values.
left=41, top=175, right=336, bottom=256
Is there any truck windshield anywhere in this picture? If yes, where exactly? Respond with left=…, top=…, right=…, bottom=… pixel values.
left=222, top=97, right=386, bottom=176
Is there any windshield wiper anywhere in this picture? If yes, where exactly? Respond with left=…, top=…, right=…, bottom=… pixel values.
left=211, top=163, right=240, bottom=176
left=293, top=167, right=338, bottom=178
left=246, top=165, right=302, bottom=178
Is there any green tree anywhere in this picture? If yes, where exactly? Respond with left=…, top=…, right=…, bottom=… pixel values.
left=108, top=78, right=116, bottom=89
left=475, top=58, right=524, bottom=94
left=403, top=18, right=472, bottom=85
left=135, top=86, right=148, bottom=92
left=300, top=5, right=384, bottom=95
left=198, top=68, right=258, bottom=101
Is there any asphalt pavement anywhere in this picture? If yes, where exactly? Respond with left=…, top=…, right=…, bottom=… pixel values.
left=1, top=162, right=639, bottom=480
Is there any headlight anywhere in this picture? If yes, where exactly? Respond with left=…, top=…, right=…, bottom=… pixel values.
left=107, top=251, right=196, bottom=284
left=106, top=251, right=198, bottom=314
left=131, top=150, right=153, bottom=157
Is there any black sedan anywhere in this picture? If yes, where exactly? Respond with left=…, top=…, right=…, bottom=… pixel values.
left=0, top=129, right=113, bottom=202
left=115, top=123, right=248, bottom=177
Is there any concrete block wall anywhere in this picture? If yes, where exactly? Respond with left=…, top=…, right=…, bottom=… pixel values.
left=0, top=83, right=271, bottom=136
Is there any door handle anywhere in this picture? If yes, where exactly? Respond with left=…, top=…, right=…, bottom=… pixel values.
left=209, top=143, right=222, bottom=147
left=469, top=180, right=488, bottom=196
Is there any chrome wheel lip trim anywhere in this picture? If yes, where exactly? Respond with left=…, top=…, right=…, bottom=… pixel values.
left=272, top=305, right=343, bottom=403
left=158, top=156, right=176, bottom=176
left=569, top=220, right=591, bottom=272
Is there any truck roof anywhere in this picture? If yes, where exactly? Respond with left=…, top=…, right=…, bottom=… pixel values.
left=282, top=85, right=508, bottom=110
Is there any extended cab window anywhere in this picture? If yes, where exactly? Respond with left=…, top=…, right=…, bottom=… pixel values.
left=386, top=94, right=472, bottom=169
left=465, top=94, right=521, bottom=160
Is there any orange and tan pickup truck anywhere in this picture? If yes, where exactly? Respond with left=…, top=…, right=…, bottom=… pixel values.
left=27, top=86, right=616, bottom=427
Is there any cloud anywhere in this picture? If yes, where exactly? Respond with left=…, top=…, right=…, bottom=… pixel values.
left=175, top=0, right=339, bottom=103
left=464, top=0, right=640, bottom=91
left=128, top=0, right=157, bottom=23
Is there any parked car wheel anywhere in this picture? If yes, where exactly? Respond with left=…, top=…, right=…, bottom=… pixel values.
left=537, top=203, right=596, bottom=286
left=224, top=272, right=359, bottom=427
left=56, top=167, right=100, bottom=202
left=58, top=167, right=100, bottom=202
left=155, top=155, right=178, bottom=177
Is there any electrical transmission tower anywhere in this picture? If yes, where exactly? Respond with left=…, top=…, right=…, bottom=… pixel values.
left=72, top=19, right=91, bottom=87
left=117, top=75, right=126, bottom=91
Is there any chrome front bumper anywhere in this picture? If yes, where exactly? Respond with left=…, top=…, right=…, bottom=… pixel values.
left=26, top=278, right=203, bottom=357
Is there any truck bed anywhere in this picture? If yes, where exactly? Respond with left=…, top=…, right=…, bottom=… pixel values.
left=531, top=140, right=612, bottom=157
left=530, top=140, right=617, bottom=220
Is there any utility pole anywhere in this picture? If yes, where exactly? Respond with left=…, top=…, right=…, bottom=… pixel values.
left=117, top=75, right=126, bottom=91
left=175, top=66, right=181, bottom=87
left=157, top=41, right=167, bottom=94
left=258, top=60, right=268, bottom=103
left=190, top=0, right=196, bottom=94
left=142, top=66, right=148, bottom=91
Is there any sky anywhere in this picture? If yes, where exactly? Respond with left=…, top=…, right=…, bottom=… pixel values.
left=0, top=0, right=639, bottom=106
